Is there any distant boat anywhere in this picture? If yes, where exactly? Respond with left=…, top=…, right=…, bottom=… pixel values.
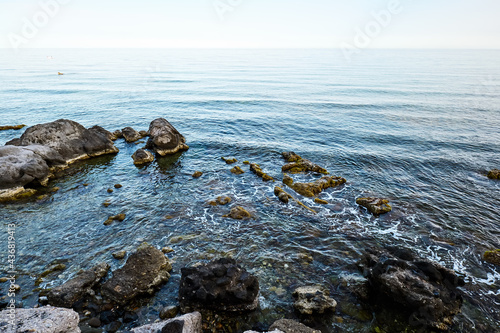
left=58, top=72, right=64, bottom=75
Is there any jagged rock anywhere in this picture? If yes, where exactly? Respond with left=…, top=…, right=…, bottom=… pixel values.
left=292, top=286, right=337, bottom=315
left=230, top=166, right=245, bottom=174
left=101, top=243, right=172, bottom=305
left=146, top=118, right=189, bottom=156
left=223, top=206, right=252, bottom=219
left=192, top=171, right=203, bottom=178
left=359, top=248, right=464, bottom=331
left=249, top=163, right=274, bottom=181
left=131, top=312, right=202, bottom=333
left=0, top=124, right=25, bottom=131
left=484, top=249, right=500, bottom=265
left=269, top=319, right=320, bottom=333
left=283, top=174, right=345, bottom=197
left=281, top=152, right=328, bottom=174
left=179, top=258, right=259, bottom=312
left=221, top=157, right=237, bottom=164
left=132, top=149, right=154, bottom=165
left=47, top=262, right=110, bottom=308
left=274, top=186, right=292, bottom=204
left=122, top=127, right=142, bottom=143
left=0, top=306, right=80, bottom=333
left=356, top=197, right=392, bottom=215
left=487, top=169, right=500, bottom=180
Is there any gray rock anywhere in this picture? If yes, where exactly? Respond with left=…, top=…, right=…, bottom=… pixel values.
left=101, top=243, right=172, bottom=305
left=132, top=149, right=154, bottom=165
left=146, top=118, right=189, bottom=156
left=131, top=312, right=202, bottom=333
left=292, top=286, right=337, bottom=315
left=0, top=306, right=81, bottom=333
left=122, top=127, right=142, bottom=143
left=47, top=262, right=110, bottom=308
left=269, top=319, right=320, bottom=333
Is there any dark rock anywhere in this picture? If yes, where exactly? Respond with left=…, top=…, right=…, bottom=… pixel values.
left=99, top=310, right=118, bottom=325
left=0, top=124, right=26, bottom=131
left=122, top=127, right=142, bottom=143
left=282, top=151, right=302, bottom=163
left=161, top=320, right=184, bottom=333
left=281, top=152, right=328, bottom=174
left=356, top=197, right=392, bottom=215
left=111, top=130, right=123, bottom=140
left=179, top=258, right=259, bottom=312
left=221, top=157, right=237, bottom=164
left=292, top=286, right=337, bottom=315
left=47, top=262, right=110, bottom=308
left=101, top=243, right=172, bottom=305
left=114, top=184, right=122, bottom=189
left=283, top=174, right=346, bottom=197
left=231, top=166, right=245, bottom=174
left=484, top=249, right=500, bottom=265
left=359, top=248, right=465, bottom=331
left=269, top=319, right=320, bottom=333
left=106, top=321, right=122, bottom=332
left=487, top=169, right=500, bottom=180
left=123, top=311, right=139, bottom=323
left=249, top=163, right=274, bottom=181
left=192, top=171, right=203, bottom=178
left=112, top=251, right=126, bottom=260
left=90, top=125, right=115, bottom=142
left=274, top=186, right=292, bottom=204
left=132, top=149, right=154, bottom=165
left=216, top=196, right=232, bottom=205
left=88, top=317, right=101, bottom=327
left=104, top=214, right=126, bottom=226
left=146, top=118, right=189, bottom=156
left=159, top=305, right=178, bottom=320
left=223, top=206, right=252, bottom=219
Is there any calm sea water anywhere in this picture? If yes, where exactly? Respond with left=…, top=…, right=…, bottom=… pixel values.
left=0, top=49, right=499, bottom=332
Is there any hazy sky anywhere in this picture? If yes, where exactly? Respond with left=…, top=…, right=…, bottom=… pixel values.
left=1, top=0, right=500, bottom=49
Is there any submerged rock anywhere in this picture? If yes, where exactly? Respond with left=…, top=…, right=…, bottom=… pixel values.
left=230, top=166, right=245, bottom=174
left=0, top=124, right=26, bottom=131
left=122, top=127, right=143, bottom=143
left=47, top=262, right=110, bottom=308
left=223, top=206, right=252, bottom=219
left=132, top=149, right=154, bottom=165
left=283, top=174, right=346, bottom=197
left=131, top=312, right=202, bottom=333
left=221, top=157, right=237, bottom=164
left=112, top=251, right=126, bottom=260
left=274, top=186, right=292, bottom=204
left=101, top=243, right=171, bottom=305
left=292, top=286, right=337, bottom=315
left=192, top=171, right=203, bottom=178
left=484, top=249, right=500, bottom=266
left=281, top=152, right=328, bottom=174
left=0, top=306, right=81, bottom=333
left=269, top=319, right=320, bottom=333
left=249, top=163, right=274, bottom=181
left=487, top=169, right=500, bottom=180
left=146, top=118, right=189, bottom=156
left=356, top=197, right=392, bottom=215
left=314, top=198, right=328, bottom=205
left=359, top=248, right=464, bottom=331
left=179, top=258, right=259, bottom=312
left=104, top=214, right=126, bottom=225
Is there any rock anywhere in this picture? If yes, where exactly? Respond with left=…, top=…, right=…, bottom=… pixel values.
left=487, top=169, right=500, bottom=180
left=111, top=130, right=123, bottom=140
left=106, top=321, right=121, bottom=332
left=89, top=125, right=115, bottom=142
left=221, top=157, right=237, bottom=164
left=281, top=152, right=328, bottom=174
left=0, top=306, right=81, bottom=333
left=0, top=124, right=26, bottom=131
left=274, top=186, right=292, bottom=204
left=103, top=200, right=111, bottom=207
left=283, top=174, right=346, bottom=197
left=47, top=262, right=110, bottom=308
left=146, top=118, right=189, bottom=156
left=132, top=149, right=155, bottom=165
left=216, top=196, right=232, bottom=205
left=122, top=127, right=142, bottom=143
left=359, top=248, right=464, bottom=331
left=484, top=249, right=500, bottom=265
left=162, top=247, right=174, bottom=254
left=243, top=161, right=250, bottom=165
left=356, top=197, right=392, bottom=215
left=101, top=243, right=172, bottom=305
left=269, top=319, right=320, bottom=333
left=230, top=166, right=245, bottom=174
left=223, top=206, right=252, bottom=219
left=192, top=171, right=203, bottom=178
left=159, top=305, right=179, bottom=319
left=88, top=317, right=101, bottom=328
left=179, top=258, right=259, bottom=312
left=112, top=251, right=126, bottom=259
left=107, top=188, right=114, bottom=193
left=114, top=184, right=122, bottom=189
left=104, top=214, right=126, bottom=225
left=35, top=263, right=67, bottom=286
left=292, top=286, right=337, bottom=315
left=131, top=312, right=202, bottom=333
left=314, top=198, right=328, bottom=205
left=0, top=278, right=7, bottom=283
left=249, top=163, right=274, bottom=181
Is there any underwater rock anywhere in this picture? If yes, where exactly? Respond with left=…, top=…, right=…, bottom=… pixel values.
left=35, top=263, right=67, bottom=286
left=101, top=243, right=171, bottom=305
left=358, top=247, right=464, bottom=331
left=217, top=196, right=232, bottom=205
left=110, top=130, right=123, bottom=141
left=132, top=149, right=154, bottom=165
left=104, top=214, right=126, bottom=225
left=192, top=171, right=203, bottom=178
left=283, top=174, right=346, bottom=197
left=274, top=186, right=292, bottom=204
left=122, top=127, right=142, bottom=143
left=223, top=206, right=252, bottom=219
left=221, top=157, right=237, bottom=164
left=146, top=118, right=189, bottom=156
left=483, top=249, right=500, bottom=266
left=179, top=258, right=259, bottom=312
left=0, top=124, right=26, bottom=131
left=47, top=262, right=110, bottom=308
left=487, top=169, right=500, bottom=180
left=249, top=163, right=274, bottom=181
left=159, top=305, right=179, bottom=319
left=0, top=306, right=81, bottom=333
left=230, top=166, right=245, bottom=174
left=281, top=152, right=328, bottom=174
left=292, top=286, right=337, bottom=315
left=269, top=319, right=320, bottom=333
left=131, top=312, right=202, bottom=333
left=356, top=197, right=392, bottom=215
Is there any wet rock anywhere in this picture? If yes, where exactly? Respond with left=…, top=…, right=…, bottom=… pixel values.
left=484, top=249, right=500, bottom=266
left=292, top=286, right=337, bottom=315
left=216, top=196, right=232, bottom=205
left=35, top=263, right=67, bottom=286
left=356, top=197, right=392, bottom=215
left=123, top=311, right=139, bottom=323
left=179, top=258, right=259, bottom=312
left=283, top=174, right=346, bottom=197
left=131, top=312, right=202, bottom=333
left=274, top=186, right=292, bottom=204
left=314, top=198, right=328, bottom=205
left=103, top=200, right=111, bottom=207
left=88, top=317, right=101, bottom=328
left=139, top=130, right=148, bottom=137
left=487, top=169, right=500, bottom=180
left=114, top=184, right=122, bottom=189
left=107, top=188, right=114, bottom=193
left=112, top=251, right=126, bottom=260
left=192, top=171, right=203, bottom=178
left=243, top=161, right=250, bottom=165
left=221, top=157, right=237, bottom=164
left=0, top=124, right=26, bottom=131
left=159, top=305, right=179, bottom=319
left=359, top=248, right=464, bottom=331
left=111, top=130, right=123, bottom=140
left=269, top=319, right=320, bottom=333
left=281, top=152, right=328, bottom=174
left=250, top=163, right=274, bottom=181
left=146, top=118, right=189, bottom=156
left=104, top=214, right=126, bottom=226
left=0, top=306, right=81, bottom=333
left=101, top=243, right=172, bottom=305
left=47, top=262, right=110, bottom=308
left=223, top=206, right=252, bottom=219
left=122, top=127, right=142, bottom=143
left=106, top=321, right=122, bottom=332
left=162, top=247, right=174, bottom=254
left=132, top=149, right=155, bottom=165
left=230, top=166, right=245, bottom=174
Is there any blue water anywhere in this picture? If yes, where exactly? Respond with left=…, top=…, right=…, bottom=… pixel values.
left=1, top=49, right=500, bottom=332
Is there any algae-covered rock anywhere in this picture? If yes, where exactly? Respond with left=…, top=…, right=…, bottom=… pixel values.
left=250, top=163, right=274, bottom=181
left=314, top=198, right=328, bottom=205
left=274, top=186, right=292, bottom=204
left=132, top=149, right=154, bottom=165
left=484, top=249, right=500, bottom=266
left=223, top=206, right=252, bottom=219
left=283, top=174, right=345, bottom=197
left=222, top=157, right=237, bottom=164
left=281, top=151, right=328, bottom=174
left=356, top=197, right=392, bottom=215
left=293, top=285, right=337, bottom=315
left=104, top=214, right=126, bottom=225
left=192, top=171, right=203, bottom=178
left=230, top=166, right=245, bottom=174
left=0, top=124, right=26, bottom=131
left=487, top=169, right=500, bottom=180
left=146, top=118, right=189, bottom=156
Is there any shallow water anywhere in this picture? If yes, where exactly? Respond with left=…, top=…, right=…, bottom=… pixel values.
left=0, top=49, right=500, bottom=332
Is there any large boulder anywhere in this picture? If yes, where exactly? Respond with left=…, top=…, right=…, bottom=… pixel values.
left=146, top=118, right=188, bottom=156
left=292, top=286, right=337, bottom=315
left=0, top=306, right=80, bottom=333
left=179, top=258, right=259, bottom=312
left=131, top=312, right=202, bottom=333
left=47, top=262, right=110, bottom=308
left=359, top=248, right=464, bottom=331
left=283, top=174, right=346, bottom=197
left=101, top=243, right=171, bottom=305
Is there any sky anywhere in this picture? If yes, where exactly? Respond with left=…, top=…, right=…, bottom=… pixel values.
left=1, top=0, right=500, bottom=49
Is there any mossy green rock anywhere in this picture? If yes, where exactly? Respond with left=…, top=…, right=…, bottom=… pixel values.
left=487, top=169, right=500, bottom=180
